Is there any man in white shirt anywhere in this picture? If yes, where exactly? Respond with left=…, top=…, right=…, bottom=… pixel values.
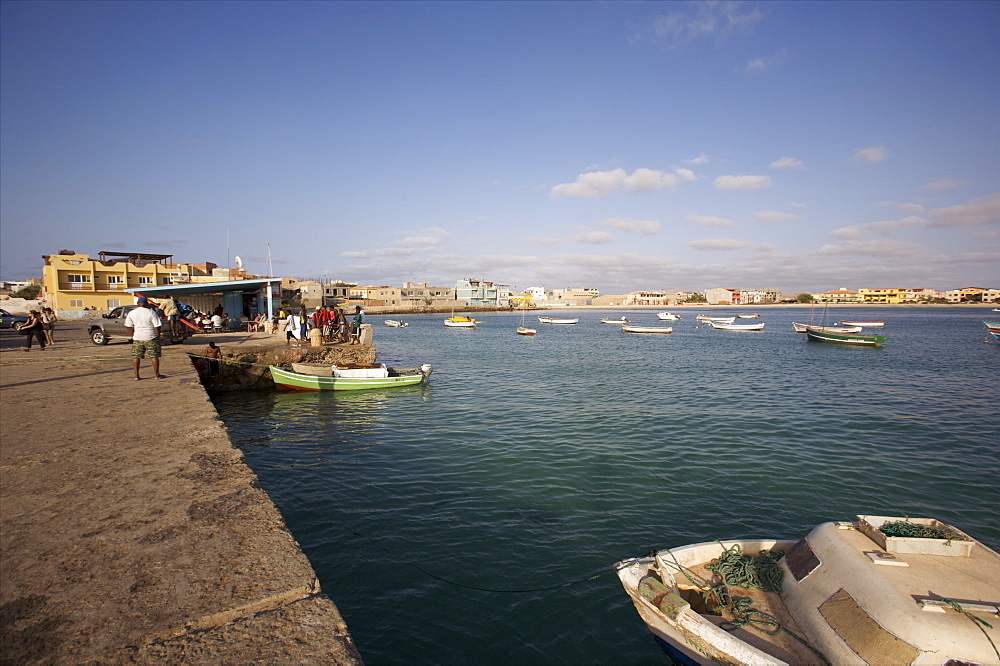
left=124, top=297, right=164, bottom=380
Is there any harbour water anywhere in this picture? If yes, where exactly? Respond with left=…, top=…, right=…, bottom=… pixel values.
left=212, top=307, right=999, bottom=664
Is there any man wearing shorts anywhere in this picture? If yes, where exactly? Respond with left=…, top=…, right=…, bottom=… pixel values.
left=125, top=297, right=164, bottom=380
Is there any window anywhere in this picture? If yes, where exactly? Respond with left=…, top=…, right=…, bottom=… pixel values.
left=138, top=276, right=153, bottom=285
left=107, top=276, right=124, bottom=289
left=162, top=277, right=173, bottom=285
left=67, top=274, right=91, bottom=289
left=107, top=299, right=121, bottom=309
left=69, top=299, right=84, bottom=308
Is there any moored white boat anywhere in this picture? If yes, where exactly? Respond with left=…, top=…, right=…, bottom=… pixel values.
left=272, top=363, right=432, bottom=391
left=599, top=316, right=629, bottom=324
left=696, top=315, right=736, bottom=324
left=836, top=320, right=885, bottom=328
left=516, top=326, right=536, bottom=336
left=708, top=321, right=763, bottom=330
left=792, top=322, right=862, bottom=333
left=538, top=316, right=579, bottom=324
left=622, top=324, right=672, bottom=334
left=384, top=319, right=408, bottom=327
left=616, top=515, right=1000, bottom=665
left=657, top=312, right=681, bottom=321
left=444, top=316, right=477, bottom=328
left=806, top=328, right=885, bottom=346
left=737, top=313, right=759, bottom=319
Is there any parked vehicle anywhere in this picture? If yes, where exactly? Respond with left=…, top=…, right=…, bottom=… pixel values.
left=88, top=305, right=191, bottom=345
left=0, top=308, right=30, bottom=329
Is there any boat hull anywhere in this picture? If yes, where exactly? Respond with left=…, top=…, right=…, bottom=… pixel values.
left=792, top=322, right=862, bottom=333
left=709, top=322, right=764, bottom=331
left=538, top=317, right=579, bottom=324
left=444, top=319, right=476, bottom=328
left=622, top=325, right=672, bottom=334
left=516, top=327, right=536, bottom=336
left=806, top=329, right=885, bottom=346
left=657, top=313, right=681, bottom=321
left=269, top=365, right=431, bottom=391
left=836, top=320, right=884, bottom=327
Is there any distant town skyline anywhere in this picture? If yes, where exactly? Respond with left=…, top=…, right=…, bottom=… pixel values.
left=2, top=2, right=998, bottom=291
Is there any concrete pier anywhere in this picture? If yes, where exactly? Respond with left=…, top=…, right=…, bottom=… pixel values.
left=0, top=322, right=364, bottom=663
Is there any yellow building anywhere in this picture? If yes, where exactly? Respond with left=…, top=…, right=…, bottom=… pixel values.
left=42, top=251, right=217, bottom=312
left=857, top=287, right=905, bottom=303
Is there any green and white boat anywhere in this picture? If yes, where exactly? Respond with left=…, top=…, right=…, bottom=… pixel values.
left=269, top=363, right=432, bottom=391
left=805, top=328, right=885, bottom=347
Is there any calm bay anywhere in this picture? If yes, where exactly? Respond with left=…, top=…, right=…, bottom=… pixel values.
left=212, top=306, right=999, bottom=664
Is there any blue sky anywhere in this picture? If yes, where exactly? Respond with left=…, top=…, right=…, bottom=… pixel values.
left=2, top=1, right=998, bottom=294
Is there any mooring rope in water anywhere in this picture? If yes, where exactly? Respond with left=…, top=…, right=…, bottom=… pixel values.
left=328, top=515, right=617, bottom=594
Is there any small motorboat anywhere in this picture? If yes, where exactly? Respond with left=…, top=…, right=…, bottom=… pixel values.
left=272, top=363, right=432, bottom=391
left=622, top=324, right=672, bottom=334
left=444, top=316, right=477, bottom=328
left=384, top=319, right=408, bottom=327
left=696, top=315, right=736, bottom=324
left=616, top=514, right=1000, bottom=665
left=516, top=326, right=537, bottom=336
left=537, top=316, right=579, bottom=324
left=792, top=322, right=862, bottom=333
left=657, top=312, right=681, bottom=321
left=708, top=321, right=764, bottom=331
left=836, top=320, right=885, bottom=328
left=599, top=316, right=629, bottom=324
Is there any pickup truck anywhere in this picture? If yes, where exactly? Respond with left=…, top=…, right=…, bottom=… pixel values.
left=88, top=305, right=193, bottom=345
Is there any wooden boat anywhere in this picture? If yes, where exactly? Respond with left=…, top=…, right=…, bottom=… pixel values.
left=384, top=319, right=408, bottom=327
left=836, top=320, right=885, bottom=328
left=657, top=312, right=681, bottom=321
left=444, top=316, right=477, bottom=328
left=537, top=316, right=579, bottom=324
left=985, top=321, right=1000, bottom=341
left=622, top=324, right=672, bottom=334
left=599, top=316, right=629, bottom=324
left=616, top=514, right=1000, bottom=665
left=806, top=328, right=885, bottom=346
left=696, top=315, right=736, bottom=324
left=792, top=322, right=862, bottom=333
left=271, top=363, right=432, bottom=391
left=708, top=321, right=764, bottom=331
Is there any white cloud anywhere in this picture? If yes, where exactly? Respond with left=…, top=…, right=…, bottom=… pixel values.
left=828, top=215, right=926, bottom=240
left=522, top=235, right=563, bottom=246
left=753, top=210, right=801, bottom=223
left=601, top=218, right=662, bottom=235
left=687, top=238, right=774, bottom=251
left=686, top=154, right=711, bottom=165
left=551, top=168, right=626, bottom=199
left=552, top=167, right=695, bottom=199
left=713, top=174, right=773, bottom=190
left=921, top=178, right=962, bottom=191
left=685, top=214, right=739, bottom=228
left=640, top=2, right=764, bottom=48
left=851, top=144, right=889, bottom=163
left=746, top=48, right=787, bottom=73
left=572, top=229, right=614, bottom=244
left=928, top=193, right=1000, bottom=228
left=770, top=156, right=803, bottom=169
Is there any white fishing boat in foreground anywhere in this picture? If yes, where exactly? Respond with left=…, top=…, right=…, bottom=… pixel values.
left=616, top=515, right=1000, bottom=665
left=538, top=316, right=579, bottom=324
left=657, top=312, right=681, bottom=321
left=622, top=324, right=672, bottom=334
left=708, top=321, right=764, bottom=331
left=791, top=322, right=862, bottom=333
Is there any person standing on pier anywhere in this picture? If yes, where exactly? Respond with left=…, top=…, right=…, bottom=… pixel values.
left=125, top=297, right=164, bottom=380
left=160, top=295, right=179, bottom=337
left=350, top=305, right=364, bottom=344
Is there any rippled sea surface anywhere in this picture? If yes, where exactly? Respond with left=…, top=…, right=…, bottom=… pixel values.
left=212, top=307, right=999, bottom=665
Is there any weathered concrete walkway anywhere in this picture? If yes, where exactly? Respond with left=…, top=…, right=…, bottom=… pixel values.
left=0, top=322, right=363, bottom=663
